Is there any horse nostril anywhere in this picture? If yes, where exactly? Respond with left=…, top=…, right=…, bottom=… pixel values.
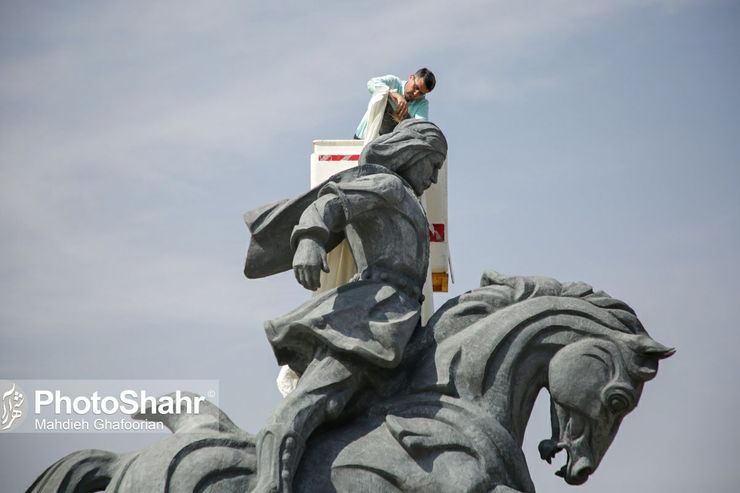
left=575, top=466, right=593, bottom=481
left=567, top=458, right=594, bottom=485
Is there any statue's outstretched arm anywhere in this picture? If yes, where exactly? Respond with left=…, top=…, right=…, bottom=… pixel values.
left=290, top=195, right=342, bottom=291
left=289, top=175, right=405, bottom=291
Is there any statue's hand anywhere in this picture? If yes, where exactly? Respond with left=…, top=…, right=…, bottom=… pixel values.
left=293, top=237, right=329, bottom=291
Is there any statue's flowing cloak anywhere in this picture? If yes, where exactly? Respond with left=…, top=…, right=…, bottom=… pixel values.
left=243, top=166, right=389, bottom=279
left=244, top=164, right=428, bottom=374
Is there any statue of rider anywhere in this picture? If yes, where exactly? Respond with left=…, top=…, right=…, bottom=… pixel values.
left=243, top=119, right=447, bottom=492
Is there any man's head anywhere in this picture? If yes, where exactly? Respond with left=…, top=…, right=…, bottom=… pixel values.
left=361, top=119, right=447, bottom=196
left=404, top=68, right=436, bottom=101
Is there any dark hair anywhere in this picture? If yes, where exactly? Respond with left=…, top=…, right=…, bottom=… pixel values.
left=415, top=68, right=436, bottom=92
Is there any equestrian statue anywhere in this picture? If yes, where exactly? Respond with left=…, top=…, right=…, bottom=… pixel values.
left=27, top=120, right=674, bottom=493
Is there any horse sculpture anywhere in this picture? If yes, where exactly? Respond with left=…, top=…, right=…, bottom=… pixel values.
left=27, top=271, right=673, bottom=493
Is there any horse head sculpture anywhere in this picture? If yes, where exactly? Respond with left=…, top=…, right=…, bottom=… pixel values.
left=544, top=334, right=675, bottom=485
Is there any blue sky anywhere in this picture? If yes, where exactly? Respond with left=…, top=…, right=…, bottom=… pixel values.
left=1, top=1, right=739, bottom=491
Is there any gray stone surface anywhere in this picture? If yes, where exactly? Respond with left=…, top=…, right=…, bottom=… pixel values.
left=26, top=121, right=673, bottom=492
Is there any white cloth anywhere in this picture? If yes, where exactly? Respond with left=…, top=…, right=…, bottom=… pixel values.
left=363, top=87, right=389, bottom=143
left=276, top=365, right=300, bottom=397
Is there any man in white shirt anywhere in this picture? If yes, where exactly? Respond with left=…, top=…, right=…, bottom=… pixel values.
left=354, top=68, right=436, bottom=139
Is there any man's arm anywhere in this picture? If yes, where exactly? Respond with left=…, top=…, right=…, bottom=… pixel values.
left=396, top=94, right=429, bottom=122
left=368, top=75, right=408, bottom=116
left=366, top=74, right=402, bottom=94
left=391, top=92, right=408, bottom=120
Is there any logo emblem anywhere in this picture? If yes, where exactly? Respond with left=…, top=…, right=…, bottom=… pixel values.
left=0, top=381, right=27, bottom=432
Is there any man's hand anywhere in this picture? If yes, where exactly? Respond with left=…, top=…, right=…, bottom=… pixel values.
left=390, top=91, right=408, bottom=120
left=292, top=237, right=329, bottom=291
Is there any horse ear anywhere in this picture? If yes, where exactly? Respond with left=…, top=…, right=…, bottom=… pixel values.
left=626, top=336, right=675, bottom=381
left=635, top=337, right=676, bottom=360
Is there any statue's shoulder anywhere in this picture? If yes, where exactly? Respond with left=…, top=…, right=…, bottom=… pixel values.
left=321, top=167, right=407, bottom=205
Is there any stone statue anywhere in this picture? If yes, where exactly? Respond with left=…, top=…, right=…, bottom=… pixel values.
left=27, top=122, right=674, bottom=493
left=243, top=119, right=447, bottom=492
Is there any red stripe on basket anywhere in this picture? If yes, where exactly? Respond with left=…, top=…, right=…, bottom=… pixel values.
left=318, top=154, right=361, bottom=161
left=429, top=224, right=445, bottom=242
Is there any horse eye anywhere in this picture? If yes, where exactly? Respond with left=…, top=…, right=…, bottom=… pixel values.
left=607, top=394, right=630, bottom=413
